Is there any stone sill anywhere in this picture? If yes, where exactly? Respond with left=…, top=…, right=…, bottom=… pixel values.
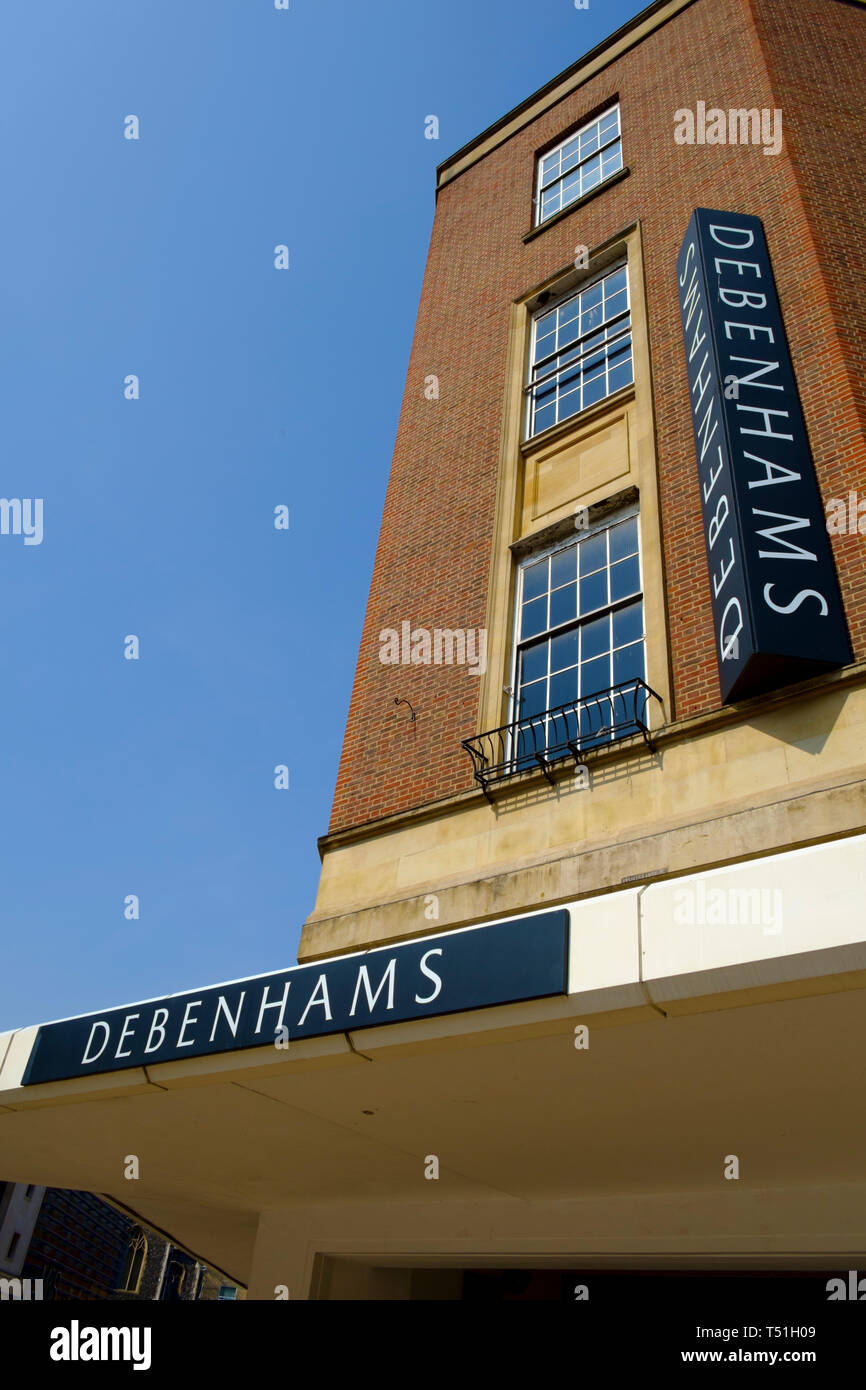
left=522, top=166, right=631, bottom=243
left=318, top=659, right=866, bottom=858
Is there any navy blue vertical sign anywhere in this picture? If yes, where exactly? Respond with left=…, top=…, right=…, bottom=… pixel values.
left=676, top=208, right=851, bottom=703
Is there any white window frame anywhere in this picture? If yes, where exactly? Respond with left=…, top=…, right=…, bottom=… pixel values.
left=525, top=261, right=633, bottom=439
left=534, top=104, right=622, bottom=227
left=506, top=504, right=646, bottom=762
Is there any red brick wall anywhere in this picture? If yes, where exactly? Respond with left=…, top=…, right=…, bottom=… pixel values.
left=328, top=0, right=866, bottom=834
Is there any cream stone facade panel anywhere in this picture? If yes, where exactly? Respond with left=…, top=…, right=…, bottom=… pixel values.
left=307, top=680, right=866, bottom=952
left=303, top=782, right=866, bottom=963
left=521, top=400, right=634, bottom=531
left=641, top=836, right=866, bottom=985
left=782, top=727, right=865, bottom=779
left=394, top=835, right=482, bottom=891
left=250, top=1180, right=866, bottom=1299
left=567, top=886, right=642, bottom=995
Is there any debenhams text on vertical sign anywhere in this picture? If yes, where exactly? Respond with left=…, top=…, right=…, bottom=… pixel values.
left=22, top=911, right=569, bottom=1085
left=676, top=209, right=850, bottom=703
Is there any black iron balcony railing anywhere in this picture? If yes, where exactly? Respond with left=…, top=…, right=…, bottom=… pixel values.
left=461, top=678, right=662, bottom=802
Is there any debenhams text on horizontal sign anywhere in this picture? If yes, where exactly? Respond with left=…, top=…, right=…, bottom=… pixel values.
left=676, top=208, right=851, bottom=704
left=22, top=911, right=569, bottom=1085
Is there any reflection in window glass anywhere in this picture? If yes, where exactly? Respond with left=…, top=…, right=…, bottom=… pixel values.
left=536, top=106, right=623, bottom=226
left=513, top=515, right=645, bottom=760
left=527, top=266, right=633, bottom=438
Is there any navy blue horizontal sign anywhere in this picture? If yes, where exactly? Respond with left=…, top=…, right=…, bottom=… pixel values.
left=22, top=910, right=570, bottom=1084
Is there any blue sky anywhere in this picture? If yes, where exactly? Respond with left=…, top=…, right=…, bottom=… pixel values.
left=0, top=0, right=645, bottom=1028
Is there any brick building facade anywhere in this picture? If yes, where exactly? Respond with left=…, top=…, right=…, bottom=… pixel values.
left=0, top=1184, right=242, bottom=1301
left=327, top=0, right=865, bottom=835
left=2, top=0, right=865, bottom=1302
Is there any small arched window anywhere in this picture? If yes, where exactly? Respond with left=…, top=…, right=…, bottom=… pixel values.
left=162, top=1259, right=186, bottom=1301
left=118, top=1229, right=147, bottom=1294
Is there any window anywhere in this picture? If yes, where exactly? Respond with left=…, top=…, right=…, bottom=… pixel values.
left=118, top=1230, right=147, bottom=1294
left=512, top=511, right=645, bottom=759
left=161, top=1259, right=186, bottom=1301
left=526, top=265, right=633, bottom=438
left=5, top=1231, right=20, bottom=1260
left=535, top=105, right=622, bottom=226
left=24, top=1186, right=35, bottom=1200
